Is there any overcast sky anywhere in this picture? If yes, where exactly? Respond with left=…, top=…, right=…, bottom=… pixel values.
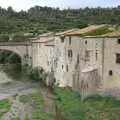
left=0, top=0, right=120, bottom=11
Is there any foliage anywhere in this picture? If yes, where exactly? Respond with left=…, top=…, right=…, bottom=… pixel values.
left=11, top=117, right=20, bottom=120
left=0, top=34, right=9, bottom=42
left=0, top=50, right=22, bottom=80
left=0, top=6, right=120, bottom=39
left=55, top=87, right=120, bottom=120
left=22, top=65, right=46, bottom=85
left=0, top=99, right=11, bottom=117
left=0, top=50, right=21, bottom=64
left=22, top=64, right=56, bottom=88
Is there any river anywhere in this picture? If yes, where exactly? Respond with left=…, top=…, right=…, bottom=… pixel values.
left=0, top=66, right=39, bottom=100
left=0, top=65, right=56, bottom=120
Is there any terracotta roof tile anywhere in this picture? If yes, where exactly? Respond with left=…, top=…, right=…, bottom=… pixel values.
left=55, top=28, right=80, bottom=36
left=65, top=24, right=108, bottom=36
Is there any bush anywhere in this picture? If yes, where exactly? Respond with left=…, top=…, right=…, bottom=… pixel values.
left=0, top=35, right=9, bottom=42
left=22, top=64, right=56, bottom=89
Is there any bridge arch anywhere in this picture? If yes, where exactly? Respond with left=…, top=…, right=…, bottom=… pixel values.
left=0, top=42, right=32, bottom=66
left=0, top=49, right=22, bottom=64
left=0, top=46, right=27, bottom=58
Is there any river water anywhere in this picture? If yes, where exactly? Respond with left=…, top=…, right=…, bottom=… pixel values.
left=0, top=66, right=38, bottom=100
left=0, top=66, right=56, bottom=120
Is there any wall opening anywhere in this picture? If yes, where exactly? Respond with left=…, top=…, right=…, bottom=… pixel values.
left=117, top=39, right=120, bottom=44
left=116, top=53, right=120, bottom=64
left=109, top=70, right=113, bottom=76
left=77, top=54, right=79, bottom=63
left=66, top=65, right=68, bottom=72
left=69, top=36, right=71, bottom=45
left=96, top=50, right=98, bottom=61
left=85, top=40, right=87, bottom=44
left=60, top=36, right=65, bottom=43
left=85, top=50, right=90, bottom=61
left=68, top=49, right=73, bottom=58
left=62, top=65, right=64, bottom=69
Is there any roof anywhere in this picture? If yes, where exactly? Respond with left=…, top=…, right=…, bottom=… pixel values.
left=38, top=32, right=54, bottom=37
left=65, top=24, right=108, bottom=36
left=55, top=28, right=80, bottom=36
left=29, top=32, right=54, bottom=40
left=102, top=31, right=120, bottom=37
left=55, top=24, right=108, bottom=36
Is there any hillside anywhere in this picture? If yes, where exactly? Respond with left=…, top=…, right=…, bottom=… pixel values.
left=0, top=6, right=120, bottom=41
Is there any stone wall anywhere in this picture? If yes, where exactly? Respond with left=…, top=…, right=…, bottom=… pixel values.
left=103, top=38, right=120, bottom=88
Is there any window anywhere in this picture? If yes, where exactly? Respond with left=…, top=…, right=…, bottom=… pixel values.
left=109, top=70, right=113, bottom=76
left=66, top=65, right=68, bottom=72
left=69, top=36, right=71, bottom=45
left=117, top=39, right=120, bottom=44
left=62, top=65, right=64, bottom=69
left=85, top=40, right=87, bottom=44
left=77, top=54, right=79, bottom=63
left=68, top=50, right=73, bottom=58
left=85, top=51, right=90, bottom=61
left=96, top=50, right=98, bottom=61
left=60, top=36, right=65, bottom=43
left=116, top=53, right=120, bottom=64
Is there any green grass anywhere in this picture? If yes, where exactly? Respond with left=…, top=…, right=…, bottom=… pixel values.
left=20, top=93, right=54, bottom=120
left=11, top=117, right=20, bottom=120
left=83, top=27, right=113, bottom=36
left=19, top=95, right=30, bottom=103
left=55, top=87, right=120, bottom=120
left=32, top=113, right=50, bottom=120
left=0, top=99, right=11, bottom=117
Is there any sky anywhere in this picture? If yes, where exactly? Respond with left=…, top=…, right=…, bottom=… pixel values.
left=0, top=0, right=120, bottom=11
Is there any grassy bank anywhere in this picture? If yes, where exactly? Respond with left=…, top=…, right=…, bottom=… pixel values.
left=0, top=99, right=11, bottom=117
left=20, top=92, right=54, bottom=120
left=55, top=87, right=120, bottom=120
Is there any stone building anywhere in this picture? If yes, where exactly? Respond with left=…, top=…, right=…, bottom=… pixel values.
left=30, top=25, right=120, bottom=97
left=54, top=25, right=106, bottom=96
left=31, top=33, right=55, bottom=72
left=54, top=35, right=103, bottom=97
left=102, top=32, right=120, bottom=91
left=54, top=26, right=120, bottom=97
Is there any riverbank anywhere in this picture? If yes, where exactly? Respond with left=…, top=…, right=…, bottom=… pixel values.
left=0, top=65, right=120, bottom=120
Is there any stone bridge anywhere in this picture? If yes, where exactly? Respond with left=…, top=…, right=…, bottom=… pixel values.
left=0, top=42, right=32, bottom=65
